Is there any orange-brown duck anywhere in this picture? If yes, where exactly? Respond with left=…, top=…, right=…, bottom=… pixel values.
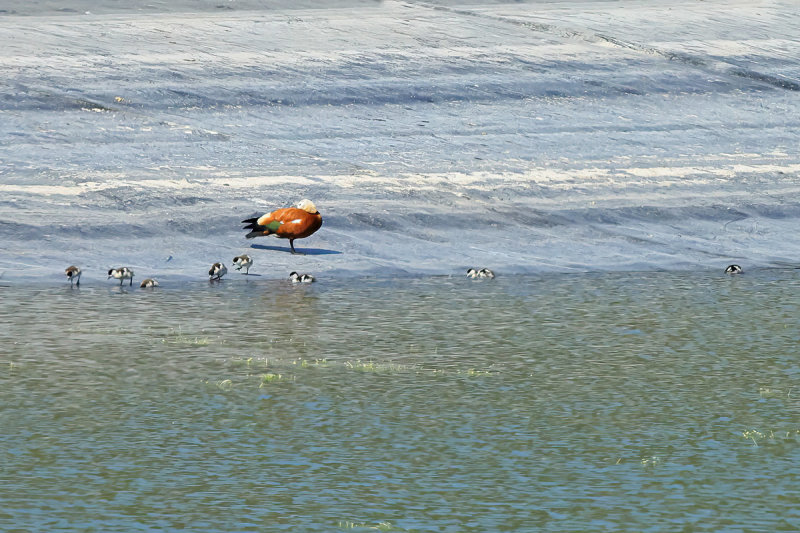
left=243, top=199, right=322, bottom=254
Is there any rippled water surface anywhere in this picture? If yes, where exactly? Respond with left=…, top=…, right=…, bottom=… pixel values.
left=3, top=271, right=800, bottom=531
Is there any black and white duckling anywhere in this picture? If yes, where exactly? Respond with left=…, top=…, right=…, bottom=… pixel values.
left=140, top=278, right=159, bottom=288
left=108, top=267, right=134, bottom=286
left=289, top=271, right=315, bottom=283
left=209, top=262, right=227, bottom=280
left=725, top=264, right=743, bottom=274
left=232, top=254, right=253, bottom=274
left=467, top=268, right=495, bottom=279
left=65, top=265, right=81, bottom=286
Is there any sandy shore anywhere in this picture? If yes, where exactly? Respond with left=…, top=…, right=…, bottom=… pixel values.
left=2, top=1, right=800, bottom=281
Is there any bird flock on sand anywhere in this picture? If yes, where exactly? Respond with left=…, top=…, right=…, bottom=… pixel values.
left=64, top=199, right=322, bottom=288
left=61, top=198, right=747, bottom=288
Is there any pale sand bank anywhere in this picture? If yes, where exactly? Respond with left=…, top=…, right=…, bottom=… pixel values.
left=2, top=1, right=800, bottom=281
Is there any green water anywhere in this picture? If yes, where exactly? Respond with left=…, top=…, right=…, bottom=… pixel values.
left=2, top=272, right=800, bottom=531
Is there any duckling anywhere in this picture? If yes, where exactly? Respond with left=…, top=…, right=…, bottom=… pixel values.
left=209, top=262, right=227, bottom=280
left=232, top=254, right=253, bottom=274
left=725, top=264, right=743, bottom=274
left=289, top=271, right=315, bottom=283
left=140, top=278, right=159, bottom=288
left=65, top=265, right=81, bottom=286
left=108, top=267, right=134, bottom=286
left=467, top=268, right=495, bottom=279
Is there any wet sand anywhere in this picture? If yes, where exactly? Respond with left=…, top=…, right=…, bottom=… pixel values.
left=2, top=1, right=800, bottom=281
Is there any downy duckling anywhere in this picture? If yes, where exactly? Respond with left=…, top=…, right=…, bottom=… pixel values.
left=725, top=264, right=743, bottom=274
left=140, top=278, right=159, bottom=288
left=289, top=271, right=315, bottom=283
left=209, top=263, right=227, bottom=280
left=208, top=263, right=228, bottom=281
left=232, top=254, right=253, bottom=274
left=108, top=267, right=134, bottom=286
left=65, top=265, right=81, bottom=286
left=467, top=268, right=495, bottom=279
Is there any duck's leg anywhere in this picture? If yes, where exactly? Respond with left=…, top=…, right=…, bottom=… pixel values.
left=119, top=278, right=123, bottom=286
left=130, top=277, right=133, bottom=286
left=290, top=239, right=297, bottom=254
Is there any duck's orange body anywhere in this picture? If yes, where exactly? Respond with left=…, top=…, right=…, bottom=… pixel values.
left=243, top=199, right=322, bottom=254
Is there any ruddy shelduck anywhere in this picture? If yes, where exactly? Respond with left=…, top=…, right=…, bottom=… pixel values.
left=242, top=199, right=322, bottom=254
left=108, top=267, right=134, bottom=286
left=65, top=266, right=81, bottom=286
left=209, top=262, right=227, bottom=280
left=232, top=254, right=253, bottom=274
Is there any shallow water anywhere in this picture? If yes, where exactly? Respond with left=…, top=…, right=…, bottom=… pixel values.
left=2, top=271, right=800, bottom=531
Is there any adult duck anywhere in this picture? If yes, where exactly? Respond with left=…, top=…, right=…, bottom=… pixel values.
left=242, top=199, right=322, bottom=254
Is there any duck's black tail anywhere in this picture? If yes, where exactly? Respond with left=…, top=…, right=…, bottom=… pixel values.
left=242, top=217, right=281, bottom=239
left=242, top=217, right=266, bottom=239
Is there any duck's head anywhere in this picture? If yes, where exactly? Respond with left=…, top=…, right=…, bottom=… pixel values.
left=107, top=269, right=115, bottom=278
left=296, top=199, right=318, bottom=214
left=466, top=268, right=478, bottom=278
